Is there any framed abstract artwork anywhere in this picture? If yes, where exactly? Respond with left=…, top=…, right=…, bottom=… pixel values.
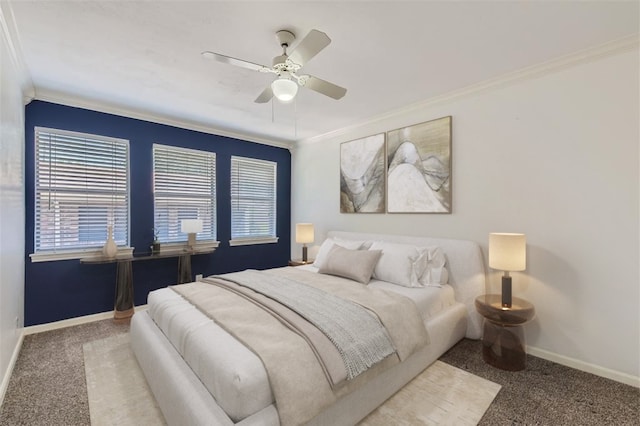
left=340, top=133, right=386, bottom=213
left=386, top=116, right=452, bottom=213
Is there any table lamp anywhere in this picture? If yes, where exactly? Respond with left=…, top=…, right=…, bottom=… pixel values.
left=489, top=233, right=526, bottom=308
left=181, top=219, right=203, bottom=251
left=295, top=223, right=314, bottom=263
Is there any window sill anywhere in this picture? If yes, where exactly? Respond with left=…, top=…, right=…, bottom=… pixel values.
left=30, top=247, right=135, bottom=263
left=229, top=237, right=279, bottom=247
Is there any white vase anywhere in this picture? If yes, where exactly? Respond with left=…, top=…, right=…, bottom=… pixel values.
left=103, top=225, right=118, bottom=258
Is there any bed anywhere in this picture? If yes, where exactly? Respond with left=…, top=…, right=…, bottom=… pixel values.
left=130, top=231, right=486, bottom=425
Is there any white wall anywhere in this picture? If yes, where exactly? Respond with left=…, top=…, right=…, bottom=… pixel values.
left=292, top=46, right=639, bottom=384
left=0, top=5, right=27, bottom=403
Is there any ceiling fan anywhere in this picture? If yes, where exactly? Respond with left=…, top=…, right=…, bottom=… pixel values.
left=202, top=29, right=347, bottom=103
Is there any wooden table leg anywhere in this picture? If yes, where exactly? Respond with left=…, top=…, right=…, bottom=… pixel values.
left=114, top=259, right=134, bottom=321
left=177, top=253, right=192, bottom=284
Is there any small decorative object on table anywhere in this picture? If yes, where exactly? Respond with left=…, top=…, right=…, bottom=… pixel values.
left=102, top=225, right=118, bottom=258
left=151, top=228, right=161, bottom=255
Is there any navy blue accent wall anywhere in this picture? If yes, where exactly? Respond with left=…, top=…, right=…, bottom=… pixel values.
left=24, top=101, right=291, bottom=326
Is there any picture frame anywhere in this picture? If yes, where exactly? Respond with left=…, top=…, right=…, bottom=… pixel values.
left=386, top=116, right=452, bottom=213
left=340, top=133, right=386, bottom=213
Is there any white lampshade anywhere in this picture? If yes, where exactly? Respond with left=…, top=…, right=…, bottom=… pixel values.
left=181, top=219, right=203, bottom=234
left=489, top=233, right=526, bottom=271
left=295, top=223, right=314, bottom=244
left=271, top=78, right=298, bottom=102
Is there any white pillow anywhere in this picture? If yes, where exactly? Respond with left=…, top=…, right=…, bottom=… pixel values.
left=418, top=246, right=449, bottom=287
left=313, top=238, right=368, bottom=269
left=318, top=245, right=382, bottom=284
left=370, top=241, right=428, bottom=287
left=370, top=242, right=449, bottom=288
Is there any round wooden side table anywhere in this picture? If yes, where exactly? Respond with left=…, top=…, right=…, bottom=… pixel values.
left=475, top=294, right=535, bottom=371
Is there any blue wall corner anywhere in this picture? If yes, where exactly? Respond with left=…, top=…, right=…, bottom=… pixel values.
left=24, top=101, right=291, bottom=326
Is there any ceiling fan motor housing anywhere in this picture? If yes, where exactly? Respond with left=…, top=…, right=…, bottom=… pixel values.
left=275, top=30, right=295, bottom=48
left=272, top=54, right=288, bottom=68
left=273, top=30, right=297, bottom=74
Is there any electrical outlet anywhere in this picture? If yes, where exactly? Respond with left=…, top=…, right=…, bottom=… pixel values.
left=195, top=274, right=203, bottom=281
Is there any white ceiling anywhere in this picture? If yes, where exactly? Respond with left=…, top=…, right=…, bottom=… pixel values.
left=7, top=1, right=639, bottom=147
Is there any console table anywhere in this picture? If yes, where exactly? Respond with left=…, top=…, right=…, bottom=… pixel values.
left=475, top=294, right=535, bottom=371
left=81, top=248, right=215, bottom=321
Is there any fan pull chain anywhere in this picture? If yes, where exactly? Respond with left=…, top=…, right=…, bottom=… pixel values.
left=294, top=96, right=298, bottom=139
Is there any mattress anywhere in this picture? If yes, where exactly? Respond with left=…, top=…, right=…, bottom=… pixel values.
left=146, top=268, right=460, bottom=423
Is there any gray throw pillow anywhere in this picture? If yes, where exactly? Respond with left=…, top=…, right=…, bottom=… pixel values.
left=318, top=245, right=382, bottom=284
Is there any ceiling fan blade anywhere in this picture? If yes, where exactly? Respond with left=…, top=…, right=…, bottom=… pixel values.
left=301, top=75, right=347, bottom=100
left=287, top=29, right=331, bottom=67
left=201, top=51, right=271, bottom=73
left=254, top=86, right=273, bottom=103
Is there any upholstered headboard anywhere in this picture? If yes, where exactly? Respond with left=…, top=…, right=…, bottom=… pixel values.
left=327, top=231, right=486, bottom=339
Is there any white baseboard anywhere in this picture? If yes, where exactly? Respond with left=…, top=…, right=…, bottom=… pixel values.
left=527, top=345, right=639, bottom=388
left=0, top=331, right=24, bottom=408
left=24, top=305, right=148, bottom=335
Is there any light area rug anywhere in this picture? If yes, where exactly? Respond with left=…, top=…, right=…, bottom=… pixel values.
left=359, top=360, right=501, bottom=425
left=83, top=333, right=166, bottom=426
left=84, top=333, right=500, bottom=426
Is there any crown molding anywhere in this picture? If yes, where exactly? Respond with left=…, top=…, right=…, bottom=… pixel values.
left=32, top=88, right=294, bottom=150
left=299, top=34, right=639, bottom=146
left=0, top=1, right=35, bottom=102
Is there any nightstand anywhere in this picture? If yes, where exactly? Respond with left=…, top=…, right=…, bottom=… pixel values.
left=288, top=259, right=314, bottom=266
left=475, top=294, right=535, bottom=371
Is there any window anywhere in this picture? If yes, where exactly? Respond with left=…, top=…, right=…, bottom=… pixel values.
left=230, top=156, right=278, bottom=245
left=153, top=144, right=216, bottom=245
left=32, top=127, right=130, bottom=261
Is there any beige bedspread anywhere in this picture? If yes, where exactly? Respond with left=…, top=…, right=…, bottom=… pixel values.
left=197, top=272, right=350, bottom=386
left=171, top=267, right=429, bottom=426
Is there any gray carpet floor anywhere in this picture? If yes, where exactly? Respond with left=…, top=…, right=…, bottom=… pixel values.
left=0, top=318, right=638, bottom=425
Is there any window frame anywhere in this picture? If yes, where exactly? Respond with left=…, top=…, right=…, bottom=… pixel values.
left=152, top=144, right=219, bottom=253
left=229, top=155, right=279, bottom=247
left=30, top=127, right=132, bottom=263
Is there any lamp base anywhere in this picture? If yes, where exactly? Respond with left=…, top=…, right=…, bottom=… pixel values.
left=187, top=233, right=196, bottom=252
left=502, top=275, right=512, bottom=308
left=302, top=245, right=308, bottom=263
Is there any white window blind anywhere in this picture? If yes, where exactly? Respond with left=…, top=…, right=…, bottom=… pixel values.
left=153, top=144, right=216, bottom=243
left=34, top=127, right=130, bottom=254
left=230, top=156, right=277, bottom=243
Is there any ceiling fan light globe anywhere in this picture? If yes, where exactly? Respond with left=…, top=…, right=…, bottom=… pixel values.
left=271, top=78, right=298, bottom=102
